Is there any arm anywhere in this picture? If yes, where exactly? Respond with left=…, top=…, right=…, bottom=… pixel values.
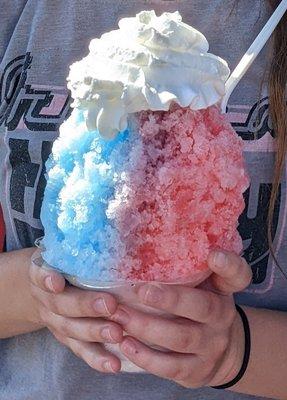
left=0, top=247, right=123, bottom=373
left=232, top=306, right=287, bottom=400
left=0, top=248, right=43, bottom=338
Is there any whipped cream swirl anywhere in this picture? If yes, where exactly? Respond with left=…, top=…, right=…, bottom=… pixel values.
left=68, top=10, right=230, bottom=138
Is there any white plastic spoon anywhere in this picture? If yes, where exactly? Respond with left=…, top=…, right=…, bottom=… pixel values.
left=221, top=0, right=287, bottom=113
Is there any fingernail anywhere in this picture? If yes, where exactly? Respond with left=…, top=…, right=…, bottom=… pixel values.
left=112, top=308, right=130, bottom=325
left=101, top=327, right=116, bottom=343
left=103, top=360, right=117, bottom=373
left=122, top=339, right=138, bottom=355
left=45, top=276, right=55, bottom=292
left=94, top=298, right=110, bottom=315
left=141, top=284, right=163, bottom=304
left=214, top=251, right=227, bottom=268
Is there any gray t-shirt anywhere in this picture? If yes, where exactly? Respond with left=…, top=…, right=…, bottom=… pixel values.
left=0, top=1, right=286, bottom=399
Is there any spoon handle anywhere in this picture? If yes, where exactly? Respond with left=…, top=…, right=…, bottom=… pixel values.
left=221, top=0, right=287, bottom=113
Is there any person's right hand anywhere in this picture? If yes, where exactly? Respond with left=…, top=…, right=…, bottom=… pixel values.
left=29, top=251, right=123, bottom=373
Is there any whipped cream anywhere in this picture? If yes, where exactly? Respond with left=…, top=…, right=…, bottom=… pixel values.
left=68, top=10, right=230, bottom=139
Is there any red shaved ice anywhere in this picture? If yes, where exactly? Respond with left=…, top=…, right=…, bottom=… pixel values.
left=106, top=104, right=249, bottom=282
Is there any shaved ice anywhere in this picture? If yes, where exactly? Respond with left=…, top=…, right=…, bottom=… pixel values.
left=40, top=11, right=249, bottom=284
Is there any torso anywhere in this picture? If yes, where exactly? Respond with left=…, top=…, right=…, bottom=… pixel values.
left=0, top=1, right=286, bottom=399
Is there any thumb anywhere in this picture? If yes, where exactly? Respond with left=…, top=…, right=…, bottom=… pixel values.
left=207, top=250, right=252, bottom=295
left=30, top=248, right=66, bottom=294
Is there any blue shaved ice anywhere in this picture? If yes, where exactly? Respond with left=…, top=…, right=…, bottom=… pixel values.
left=41, top=110, right=141, bottom=280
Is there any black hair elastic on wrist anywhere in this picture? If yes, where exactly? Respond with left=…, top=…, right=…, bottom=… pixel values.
left=211, top=305, right=251, bottom=390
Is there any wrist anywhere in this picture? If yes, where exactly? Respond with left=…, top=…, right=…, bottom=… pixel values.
left=209, top=306, right=245, bottom=387
left=26, top=267, right=44, bottom=328
left=18, top=251, right=44, bottom=328
left=0, top=248, right=44, bottom=337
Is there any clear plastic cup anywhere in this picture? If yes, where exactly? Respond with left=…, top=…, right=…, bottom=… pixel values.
left=32, top=240, right=211, bottom=373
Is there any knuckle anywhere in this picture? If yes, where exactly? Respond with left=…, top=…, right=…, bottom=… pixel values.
left=191, top=327, right=202, bottom=349
left=176, top=332, right=192, bottom=352
left=58, top=318, right=72, bottom=337
left=177, top=326, right=201, bottom=352
left=86, top=323, right=97, bottom=341
left=47, top=296, right=61, bottom=315
left=172, top=366, right=191, bottom=382
left=201, top=293, right=215, bottom=320
left=142, top=317, right=154, bottom=335
left=78, top=296, right=88, bottom=316
left=86, top=358, right=102, bottom=371
left=83, top=352, right=103, bottom=371
left=167, top=289, right=180, bottom=310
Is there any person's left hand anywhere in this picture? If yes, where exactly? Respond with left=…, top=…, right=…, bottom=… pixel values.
left=111, top=250, right=252, bottom=387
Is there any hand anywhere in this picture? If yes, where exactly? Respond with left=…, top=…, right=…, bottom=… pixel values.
left=29, top=251, right=123, bottom=373
left=111, top=250, right=252, bottom=387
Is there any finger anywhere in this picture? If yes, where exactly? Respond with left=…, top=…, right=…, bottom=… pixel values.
left=52, top=332, right=121, bottom=373
left=112, top=305, right=203, bottom=353
left=29, top=258, right=65, bottom=294
left=35, top=285, right=118, bottom=318
left=136, top=283, right=223, bottom=323
left=42, top=310, right=123, bottom=343
left=120, top=336, right=204, bottom=385
left=207, top=250, right=252, bottom=295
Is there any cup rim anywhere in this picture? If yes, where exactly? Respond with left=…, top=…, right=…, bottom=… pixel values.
left=34, top=237, right=211, bottom=288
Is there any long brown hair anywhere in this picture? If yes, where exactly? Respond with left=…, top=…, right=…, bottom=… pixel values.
left=267, top=0, right=287, bottom=277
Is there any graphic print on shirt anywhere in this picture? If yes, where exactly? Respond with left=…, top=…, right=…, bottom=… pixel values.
left=228, top=100, right=286, bottom=293
left=0, top=53, right=71, bottom=248
left=0, top=54, right=285, bottom=292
